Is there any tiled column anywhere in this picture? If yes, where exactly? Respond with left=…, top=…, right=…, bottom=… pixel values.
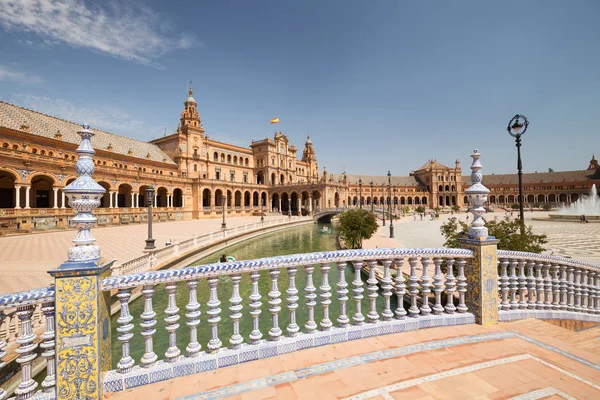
left=14, top=184, right=21, bottom=209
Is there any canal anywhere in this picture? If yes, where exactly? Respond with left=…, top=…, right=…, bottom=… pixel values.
left=110, top=222, right=384, bottom=367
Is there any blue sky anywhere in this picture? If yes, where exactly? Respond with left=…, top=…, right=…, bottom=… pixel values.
left=0, top=0, right=599, bottom=175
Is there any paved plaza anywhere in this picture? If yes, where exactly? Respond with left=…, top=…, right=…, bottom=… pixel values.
left=106, top=319, right=600, bottom=399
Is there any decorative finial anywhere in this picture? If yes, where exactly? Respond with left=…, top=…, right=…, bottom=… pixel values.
left=61, top=124, right=106, bottom=267
left=465, top=149, right=490, bottom=239
left=189, top=80, right=193, bottom=95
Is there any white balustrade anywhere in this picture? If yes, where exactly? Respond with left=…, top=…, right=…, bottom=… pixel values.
left=320, top=263, right=333, bottom=330
left=229, top=275, right=243, bottom=349
left=268, top=269, right=282, bottom=341
left=249, top=271, right=262, bottom=343
left=116, top=289, right=135, bottom=373
left=164, top=283, right=181, bottom=361
left=304, top=265, right=318, bottom=332
left=186, top=280, right=202, bottom=356
left=286, top=267, right=300, bottom=336
left=336, top=262, right=350, bottom=327
left=14, top=305, right=38, bottom=398
left=140, top=285, right=158, bottom=367
left=40, top=301, right=56, bottom=393
left=351, top=261, right=365, bottom=325
left=206, top=278, right=222, bottom=351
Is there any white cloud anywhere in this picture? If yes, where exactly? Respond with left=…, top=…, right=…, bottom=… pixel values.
left=0, top=65, right=43, bottom=84
left=0, top=0, right=198, bottom=66
left=11, top=93, right=148, bottom=135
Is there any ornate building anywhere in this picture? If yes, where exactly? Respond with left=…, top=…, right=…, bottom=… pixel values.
left=0, top=87, right=598, bottom=233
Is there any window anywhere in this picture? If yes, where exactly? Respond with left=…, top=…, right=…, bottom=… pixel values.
left=194, top=164, right=197, bottom=171
left=243, top=172, right=248, bottom=183
left=213, top=152, right=218, bottom=161
left=215, top=169, right=221, bottom=180
left=230, top=171, right=235, bottom=182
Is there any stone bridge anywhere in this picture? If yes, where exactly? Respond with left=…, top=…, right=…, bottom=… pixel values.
left=312, top=207, right=344, bottom=222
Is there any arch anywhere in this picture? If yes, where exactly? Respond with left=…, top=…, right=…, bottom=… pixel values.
left=527, top=194, right=535, bottom=204
left=253, top=191, right=259, bottom=207
left=220, top=153, right=225, bottom=163
left=245, top=158, right=249, bottom=166
left=445, top=185, right=450, bottom=192
left=271, top=192, right=280, bottom=212
left=244, top=191, right=251, bottom=207
left=202, top=188, right=211, bottom=208
left=30, top=174, right=56, bottom=208
left=256, top=170, right=265, bottom=185
left=407, top=197, right=413, bottom=205
left=271, top=173, right=276, bottom=185
left=422, top=196, right=427, bottom=205
left=98, top=181, right=111, bottom=207
left=281, top=192, right=290, bottom=212
left=291, top=192, right=299, bottom=215
left=439, top=196, right=443, bottom=206
left=227, top=190, right=232, bottom=207
left=499, top=195, right=505, bottom=203
left=26, top=172, right=58, bottom=186
left=261, top=192, right=267, bottom=208
left=234, top=190, right=242, bottom=207
left=0, top=169, right=17, bottom=208
left=215, top=189, right=224, bottom=207
left=334, top=192, right=340, bottom=208
left=451, top=195, right=456, bottom=206
left=280, top=174, right=285, bottom=184
left=400, top=197, right=406, bottom=205
left=451, top=185, right=455, bottom=191
left=366, top=196, right=371, bottom=206
left=489, top=195, right=496, bottom=204
left=393, top=196, right=398, bottom=206
left=227, top=154, right=232, bottom=163
left=571, top=193, right=579, bottom=203
left=537, top=194, right=546, bottom=203
left=155, top=186, right=168, bottom=207
left=213, top=152, right=218, bottom=161
left=233, top=155, right=238, bottom=165
left=445, top=195, right=450, bottom=206
left=559, top=193, right=567, bottom=203
left=548, top=194, right=556, bottom=203
left=173, top=188, right=183, bottom=207
left=414, top=197, right=420, bottom=205
left=439, top=185, right=443, bottom=192
left=507, top=195, right=515, bottom=204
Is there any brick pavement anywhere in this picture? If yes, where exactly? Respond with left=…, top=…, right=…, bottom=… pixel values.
left=105, top=319, right=600, bottom=399
left=0, top=215, right=290, bottom=294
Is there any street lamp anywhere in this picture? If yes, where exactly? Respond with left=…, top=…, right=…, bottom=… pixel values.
left=507, top=114, right=529, bottom=223
left=369, top=181, right=374, bottom=212
left=144, top=186, right=156, bottom=250
left=388, top=170, right=394, bottom=238
left=221, top=195, right=227, bottom=229
left=311, top=183, right=315, bottom=214
left=381, top=183, right=386, bottom=226
left=358, top=178, right=363, bottom=209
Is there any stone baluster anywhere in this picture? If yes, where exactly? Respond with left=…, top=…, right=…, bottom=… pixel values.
left=366, top=261, right=379, bottom=323
left=509, top=259, right=519, bottom=309
left=431, top=258, right=444, bottom=315
left=13, top=305, right=38, bottom=398
left=527, top=260, right=537, bottom=309
left=268, top=269, right=282, bottom=340
left=304, top=265, right=318, bottom=332
left=444, top=257, right=456, bottom=314
left=320, top=264, right=333, bottom=330
left=381, top=260, right=394, bottom=321
left=394, top=258, right=407, bottom=319
left=352, top=261, right=365, bottom=325
left=40, top=301, right=56, bottom=393
left=517, top=260, right=528, bottom=309
left=574, top=268, right=582, bottom=312
left=229, top=274, right=243, bottom=348
left=551, top=263, right=560, bottom=310
left=456, top=258, right=468, bottom=313
left=499, top=258, right=510, bottom=310
left=594, top=272, right=600, bottom=314
left=140, top=285, right=158, bottom=367
left=186, top=280, right=202, bottom=356
left=566, top=265, right=575, bottom=311
left=581, top=270, right=589, bottom=311
left=407, top=257, right=420, bottom=317
left=559, top=264, right=568, bottom=310
left=117, top=289, right=135, bottom=373
left=336, top=262, right=350, bottom=327
left=544, top=262, right=553, bottom=309
left=249, top=271, right=263, bottom=343
left=206, top=277, right=222, bottom=351
left=0, top=311, right=6, bottom=400
left=419, top=257, right=432, bottom=316
left=589, top=271, right=597, bottom=314
left=535, top=261, right=544, bottom=309
left=286, top=267, right=300, bottom=336
left=164, top=283, right=181, bottom=361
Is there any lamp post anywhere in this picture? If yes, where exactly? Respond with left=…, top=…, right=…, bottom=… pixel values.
left=221, top=195, right=227, bottom=229
left=144, top=186, right=156, bottom=250
left=507, top=114, right=529, bottom=223
left=311, top=183, right=315, bottom=214
left=358, top=178, right=363, bottom=209
left=369, top=181, right=374, bottom=212
left=381, top=183, right=386, bottom=226
left=388, top=170, right=394, bottom=238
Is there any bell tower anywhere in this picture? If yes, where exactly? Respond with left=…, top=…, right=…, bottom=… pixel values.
left=302, top=136, right=319, bottom=181
left=180, top=82, right=203, bottom=135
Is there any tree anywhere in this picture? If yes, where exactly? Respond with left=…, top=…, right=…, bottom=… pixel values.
left=440, top=216, right=548, bottom=253
left=338, top=209, right=379, bottom=249
left=415, top=206, right=425, bottom=214
left=548, top=168, right=554, bottom=172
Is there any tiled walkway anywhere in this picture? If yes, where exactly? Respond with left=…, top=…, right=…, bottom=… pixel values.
left=105, top=319, right=600, bottom=399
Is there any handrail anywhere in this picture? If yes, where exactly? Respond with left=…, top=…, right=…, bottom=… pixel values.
left=497, top=250, right=600, bottom=271
left=0, top=286, right=55, bottom=310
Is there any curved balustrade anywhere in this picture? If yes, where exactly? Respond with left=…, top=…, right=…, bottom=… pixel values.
left=496, top=250, right=600, bottom=321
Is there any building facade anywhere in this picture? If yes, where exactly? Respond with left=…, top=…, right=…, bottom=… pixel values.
left=1, top=88, right=598, bottom=233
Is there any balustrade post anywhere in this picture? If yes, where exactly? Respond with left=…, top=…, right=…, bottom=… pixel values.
left=249, top=271, right=263, bottom=343
left=590, top=271, right=598, bottom=314
left=394, top=258, right=407, bottom=319
left=509, top=259, right=518, bottom=309
left=526, top=260, right=536, bottom=309
left=566, top=266, right=575, bottom=311
left=268, top=269, right=282, bottom=340
left=593, top=272, right=600, bottom=314
left=544, top=262, right=553, bottom=309
left=535, top=262, right=544, bottom=309
left=0, top=312, right=6, bottom=400
left=351, top=261, right=365, bottom=325
left=456, top=258, right=468, bottom=313
left=366, top=261, right=379, bottom=323
left=432, top=258, right=444, bottom=315
left=229, top=275, right=243, bottom=348
left=286, top=267, right=300, bottom=336
left=207, top=277, right=222, bottom=351
left=407, top=257, right=420, bottom=317
left=499, top=259, right=509, bottom=310
left=517, top=260, right=528, bottom=309
left=304, top=265, right=318, bottom=332
left=164, top=283, right=181, bottom=361
left=116, top=289, right=134, bottom=373
left=14, top=305, right=38, bottom=398
left=320, top=264, right=333, bottom=330
left=140, top=285, right=157, bottom=367
left=39, top=302, right=56, bottom=393
left=551, top=263, right=560, bottom=310
left=381, top=260, right=394, bottom=320
left=419, top=257, right=432, bottom=316
left=444, top=258, right=457, bottom=314
left=574, top=268, right=582, bottom=312
left=336, top=262, right=350, bottom=327
left=186, top=280, right=202, bottom=356
left=559, top=264, right=568, bottom=310
left=581, top=270, right=589, bottom=311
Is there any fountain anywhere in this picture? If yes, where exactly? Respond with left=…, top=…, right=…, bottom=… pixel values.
left=549, top=184, right=600, bottom=222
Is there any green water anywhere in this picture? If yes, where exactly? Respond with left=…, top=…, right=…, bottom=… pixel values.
left=110, top=223, right=384, bottom=368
